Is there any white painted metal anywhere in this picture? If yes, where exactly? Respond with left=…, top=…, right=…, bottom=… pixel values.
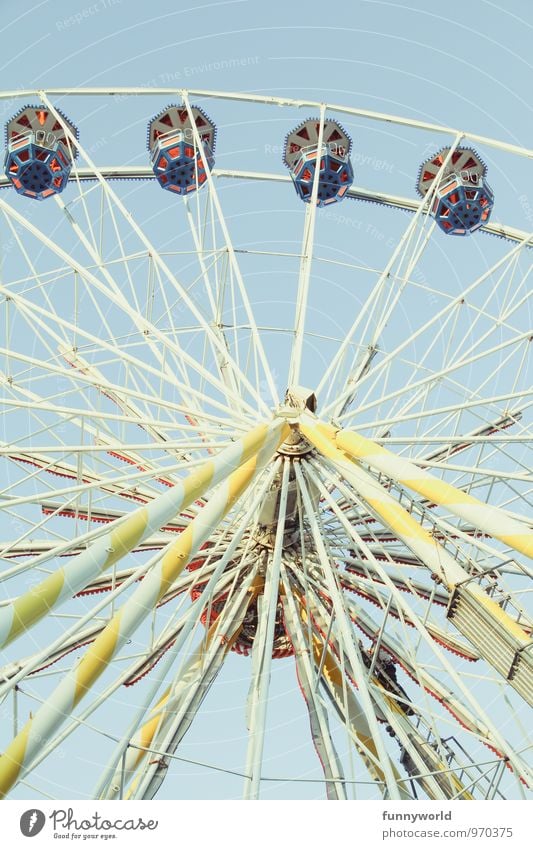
left=243, top=459, right=290, bottom=799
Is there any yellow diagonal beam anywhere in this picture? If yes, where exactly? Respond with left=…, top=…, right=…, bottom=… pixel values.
left=0, top=420, right=288, bottom=799
left=315, top=419, right=532, bottom=559
left=0, top=420, right=284, bottom=649
left=298, top=599, right=407, bottom=794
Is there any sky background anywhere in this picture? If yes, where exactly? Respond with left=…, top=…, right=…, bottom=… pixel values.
left=1, top=0, right=531, bottom=147
left=0, top=0, right=531, bottom=803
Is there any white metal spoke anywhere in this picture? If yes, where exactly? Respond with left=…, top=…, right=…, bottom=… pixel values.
left=287, top=105, right=326, bottom=388
left=304, top=456, right=532, bottom=786
left=293, top=460, right=403, bottom=799
left=243, top=458, right=290, bottom=799
left=181, top=92, right=278, bottom=409
left=319, top=138, right=463, bottom=412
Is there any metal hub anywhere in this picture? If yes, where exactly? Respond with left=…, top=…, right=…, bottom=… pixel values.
left=277, top=428, right=313, bottom=457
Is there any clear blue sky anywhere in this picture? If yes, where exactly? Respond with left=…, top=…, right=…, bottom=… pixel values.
left=2, top=0, right=532, bottom=146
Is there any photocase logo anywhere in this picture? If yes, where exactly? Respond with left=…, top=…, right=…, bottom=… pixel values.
left=20, top=809, right=46, bottom=837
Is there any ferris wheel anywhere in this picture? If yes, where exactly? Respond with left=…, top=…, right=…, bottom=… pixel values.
left=0, top=87, right=531, bottom=802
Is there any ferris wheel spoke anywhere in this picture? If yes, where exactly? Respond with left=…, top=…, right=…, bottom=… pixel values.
left=350, top=331, right=530, bottom=447
left=56, top=345, right=219, bottom=465
left=377, top=421, right=533, bottom=515
left=0, top=437, right=233, bottom=461
left=361, top=318, right=531, bottom=446
left=132, top=560, right=263, bottom=800
left=293, top=460, right=404, bottom=799
left=0, top=451, right=199, bottom=510
left=285, top=565, right=377, bottom=791
left=1, top=357, right=241, bottom=438
left=0, top=198, right=261, bottom=423
left=322, top=605, right=465, bottom=800
left=0, top=430, right=195, bottom=510
left=336, top=235, right=532, bottom=426
left=0, top=419, right=285, bottom=797
left=116, top=473, right=274, bottom=799
left=327, top=221, right=438, bottom=419
left=357, top=390, right=531, bottom=435
left=0, top=512, right=181, bottom=585
left=94, top=459, right=279, bottom=799
left=318, top=137, right=465, bottom=416
left=344, top=328, right=532, bottom=430
left=298, top=584, right=409, bottom=797
left=183, top=197, right=247, bottom=411
left=305, top=460, right=533, bottom=787
left=399, top=457, right=531, bottom=485
left=180, top=92, right=278, bottom=410
left=305, top=441, right=533, bottom=700
left=10, top=581, right=206, bottom=796
left=340, top=572, right=478, bottom=661
left=375, top=309, right=463, bottom=431
left=427, top=362, right=533, bottom=444
left=410, top=408, right=525, bottom=464
left=280, top=563, right=348, bottom=800
left=302, top=426, right=468, bottom=587
left=1, top=215, right=75, bottom=331
left=54, top=189, right=251, bottom=424
left=0, top=301, right=246, bottom=436
left=242, top=458, right=290, bottom=800
left=317, top=419, right=533, bottom=558
left=447, top=264, right=531, bottom=368
left=0, top=388, right=235, bottom=480
left=318, top=451, right=532, bottom=589
left=0, top=494, right=126, bottom=571
left=388, top=407, right=526, bottom=470
left=0, top=565, right=211, bottom=694
left=340, top=559, right=509, bottom=757
left=434, top=312, right=531, bottom=420
left=366, top=306, right=477, bottom=437
left=0, top=421, right=284, bottom=651
left=42, top=95, right=274, bottom=417
left=287, top=105, right=327, bottom=389
left=113, top=647, right=215, bottom=799
left=0, top=540, right=171, bottom=703
left=16, top=504, right=242, bottom=733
